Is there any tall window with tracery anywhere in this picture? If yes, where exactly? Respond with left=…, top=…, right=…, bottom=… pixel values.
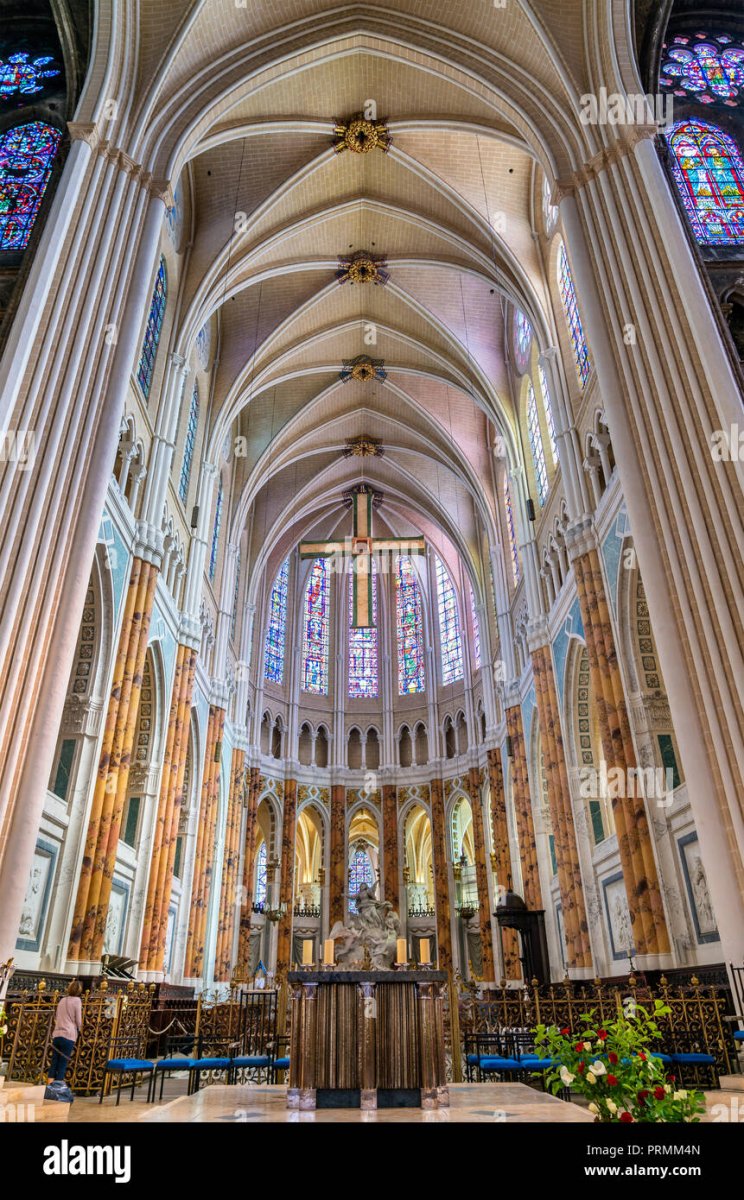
left=514, top=309, right=533, bottom=372
left=254, top=841, right=268, bottom=905
left=666, top=119, right=744, bottom=245
left=348, top=847, right=375, bottom=914
left=503, top=474, right=520, bottom=587
left=395, top=555, right=425, bottom=695
left=209, top=475, right=223, bottom=582
left=0, top=121, right=61, bottom=250
left=538, top=363, right=558, bottom=464
left=435, top=555, right=463, bottom=684
left=264, top=557, right=289, bottom=684
left=179, top=383, right=199, bottom=503
left=660, top=33, right=744, bottom=105
left=558, top=242, right=590, bottom=387
left=469, top=585, right=481, bottom=670
left=302, top=558, right=330, bottom=695
left=137, top=257, right=167, bottom=398
left=348, top=561, right=379, bottom=698
left=527, top=382, right=549, bottom=506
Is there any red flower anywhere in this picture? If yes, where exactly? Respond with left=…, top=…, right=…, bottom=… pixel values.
left=577, top=1061, right=585, bottom=1074
left=654, top=1086, right=665, bottom=1101
left=637, top=1090, right=649, bottom=1104
left=560, top=1027, right=570, bottom=1036
left=597, top=1030, right=607, bottom=1041
left=666, top=1074, right=676, bottom=1084
left=638, top=1052, right=647, bottom=1061
left=606, top=1074, right=619, bottom=1087
left=608, top=1052, right=618, bottom=1065
left=575, top=1043, right=584, bottom=1053
left=620, top=1112, right=634, bottom=1123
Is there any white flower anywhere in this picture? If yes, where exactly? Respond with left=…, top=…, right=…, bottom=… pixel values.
left=586, top=1072, right=597, bottom=1085
left=559, top=1066, right=575, bottom=1085
left=673, top=1090, right=688, bottom=1101
left=606, top=1099, right=618, bottom=1114
left=665, top=1084, right=672, bottom=1094
left=583, top=1041, right=592, bottom=1051
left=588, top=1102, right=599, bottom=1114
left=590, top=1060, right=606, bottom=1075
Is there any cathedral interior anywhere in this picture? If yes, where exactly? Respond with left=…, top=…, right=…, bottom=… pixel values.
left=0, top=0, right=743, bottom=1135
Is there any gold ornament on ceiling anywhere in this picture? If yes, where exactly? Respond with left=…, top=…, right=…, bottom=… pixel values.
left=333, top=114, right=391, bottom=155
left=342, top=436, right=385, bottom=458
left=340, top=355, right=387, bottom=383
left=336, top=251, right=389, bottom=286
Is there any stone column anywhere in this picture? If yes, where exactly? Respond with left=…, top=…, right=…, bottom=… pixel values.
left=530, top=638, right=593, bottom=973
left=275, top=778, right=298, bottom=980
left=466, top=767, right=495, bottom=982
left=429, top=778, right=452, bottom=973
left=485, top=748, right=520, bottom=980
left=214, top=748, right=246, bottom=981
left=184, top=704, right=225, bottom=980
left=570, top=532, right=671, bottom=963
left=381, top=782, right=399, bottom=913
left=504, top=702, right=542, bottom=910
left=328, top=781, right=346, bottom=930
left=67, top=555, right=158, bottom=968
left=236, top=765, right=261, bottom=970
left=139, top=640, right=198, bottom=976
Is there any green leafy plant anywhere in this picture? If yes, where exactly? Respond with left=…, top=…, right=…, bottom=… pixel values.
left=533, top=1001, right=706, bottom=1123
left=0, top=1003, right=7, bottom=1039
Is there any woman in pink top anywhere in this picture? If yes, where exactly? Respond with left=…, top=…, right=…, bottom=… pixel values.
left=48, top=980, right=83, bottom=1085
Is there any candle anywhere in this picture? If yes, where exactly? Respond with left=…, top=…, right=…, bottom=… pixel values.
left=302, top=940, right=313, bottom=966
left=396, top=938, right=407, bottom=964
left=323, top=938, right=335, bottom=966
left=419, top=938, right=430, bottom=965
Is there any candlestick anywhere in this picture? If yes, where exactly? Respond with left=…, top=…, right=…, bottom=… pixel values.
left=323, top=938, right=335, bottom=966
left=302, top=940, right=313, bottom=967
left=396, top=938, right=407, bottom=965
left=419, top=938, right=431, bottom=965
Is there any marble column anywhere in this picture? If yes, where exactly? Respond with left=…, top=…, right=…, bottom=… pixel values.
left=139, top=642, right=197, bottom=975
left=381, top=783, right=399, bottom=914
left=485, top=748, right=521, bottom=980
left=572, top=541, right=670, bottom=960
left=429, top=779, right=452, bottom=973
left=184, top=704, right=225, bottom=980
left=530, top=641, right=593, bottom=972
left=505, top=704, right=542, bottom=910
left=328, top=782, right=346, bottom=930
left=214, top=749, right=246, bottom=981
left=466, top=767, right=495, bottom=982
left=67, top=556, right=158, bottom=966
left=275, top=778, right=298, bottom=980
left=237, top=766, right=261, bottom=969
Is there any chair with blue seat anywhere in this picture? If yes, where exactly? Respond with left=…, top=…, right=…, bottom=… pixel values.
left=100, top=1036, right=155, bottom=1106
left=188, top=1036, right=236, bottom=1095
left=268, top=1037, right=290, bottom=1083
left=149, top=1033, right=199, bottom=1102
left=668, top=1032, right=718, bottom=1088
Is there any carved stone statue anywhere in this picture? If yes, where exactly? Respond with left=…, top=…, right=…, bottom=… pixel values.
left=329, top=882, right=401, bottom=969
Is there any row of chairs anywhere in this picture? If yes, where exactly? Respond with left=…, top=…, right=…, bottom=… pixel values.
left=100, top=1034, right=290, bottom=1105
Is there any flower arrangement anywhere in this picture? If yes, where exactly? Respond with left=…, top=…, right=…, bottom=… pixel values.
left=533, top=1000, right=706, bottom=1123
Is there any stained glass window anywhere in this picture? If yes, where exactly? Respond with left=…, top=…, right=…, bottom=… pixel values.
left=543, top=173, right=558, bottom=232
left=435, top=556, right=463, bottom=685
left=264, top=558, right=289, bottom=684
left=0, top=122, right=61, bottom=251
left=137, top=257, right=167, bottom=398
left=514, top=309, right=533, bottom=372
left=395, top=554, right=425, bottom=695
left=302, top=558, right=330, bottom=695
left=660, top=34, right=744, bottom=106
left=348, top=847, right=375, bottom=914
left=209, top=475, right=223, bottom=582
left=667, top=120, right=744, bottom=245
left=558, top=242, right=590, bottom=387
left=503, top=474, right=520, bottom=587
left=348, top=561, right=378, bottom=698
left=538, top=364, right=558, bottom=465
left=231, top=550, right=241, bottom=643
left=470, top=586, right=481, bottom=670
left=254, top=841, right=267, bottom=905
left=179, top=383, right=199, bottom=504
left=527, top=382, right=549, bottom=505
left=0, top=54, right=60, bottom=98
left=196, top=323, right=211, bottom=370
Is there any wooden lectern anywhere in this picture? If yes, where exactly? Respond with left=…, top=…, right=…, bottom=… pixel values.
left=286, top=970, right=449, bottom=1110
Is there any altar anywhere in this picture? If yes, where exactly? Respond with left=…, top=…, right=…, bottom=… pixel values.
left=286, top=970, right=449, bottom=1110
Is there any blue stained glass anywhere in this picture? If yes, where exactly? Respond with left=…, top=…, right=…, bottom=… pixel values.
left=0, top=53, right=60, bottom=98
left=302, top=558, right=330, bottom=695
left=660, top=34, right=744, bottom=105
left=538, top=364, right=558, bottom=464
left=179, top=383, right=199, bottom=503
left=348, top=562, right=378, bottom=698
left=514, top=309, right=532, bottom=372
left=348, top=848, right=375, bottom=914
left=470, top=586, right=481, bottom=670
left=558, top=242, right=590, bottom=387
left=667, top=120, right=744, bottom=245
left=435, top=556, right=463, bottom=685
left=395, top=555, right=425, bottom=695
left=264, top=558, right=289, bottom=683
left=137, top=257, right=167, bottom=398
left=0, top=122, right=61, bottom=250
left=254, top=841, right=267, bottom=904
left=503, top=474, right=520, bottom=587
left=527, top=382, right=549, bottom=506
left=209, top=476, right=223, bottom=582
